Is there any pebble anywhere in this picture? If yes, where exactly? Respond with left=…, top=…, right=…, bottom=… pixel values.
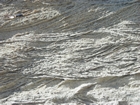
left=15, top=13, right=23, bottom=17
left=9, top=15, right=15, bottom=19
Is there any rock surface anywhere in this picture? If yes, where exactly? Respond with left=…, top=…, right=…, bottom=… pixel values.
left=0, top=0, right=140, bottom=105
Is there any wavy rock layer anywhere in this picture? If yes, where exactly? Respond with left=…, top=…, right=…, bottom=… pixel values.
left=0, top=0, right=140, bottom=104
